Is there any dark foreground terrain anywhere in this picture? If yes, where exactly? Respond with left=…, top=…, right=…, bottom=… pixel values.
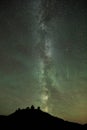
left=0, top=106, right=87, bottom=130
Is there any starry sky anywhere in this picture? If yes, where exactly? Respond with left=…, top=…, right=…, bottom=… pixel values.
left=0, top=0, right=87, bottom=124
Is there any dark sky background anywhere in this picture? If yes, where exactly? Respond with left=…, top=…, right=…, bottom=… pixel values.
left=0, top=0, right=87, bottom=124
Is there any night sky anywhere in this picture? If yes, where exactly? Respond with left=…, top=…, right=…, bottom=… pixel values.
left=0, top=0, right=87, bottom=124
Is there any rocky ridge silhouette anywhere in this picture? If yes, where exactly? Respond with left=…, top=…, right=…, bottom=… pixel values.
left=0, top=105, right=87, bottom=130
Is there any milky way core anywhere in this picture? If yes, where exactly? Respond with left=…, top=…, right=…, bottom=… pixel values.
left=34, top=0, right=56, bottom=112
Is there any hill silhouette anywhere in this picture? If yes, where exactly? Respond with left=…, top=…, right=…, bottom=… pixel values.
left=0, top=105, right=87, bottom=129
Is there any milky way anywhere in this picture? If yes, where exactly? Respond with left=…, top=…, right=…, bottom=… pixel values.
left=0, top=0, right=87, bottom=124
left=35, top=0, right=55, bottom=112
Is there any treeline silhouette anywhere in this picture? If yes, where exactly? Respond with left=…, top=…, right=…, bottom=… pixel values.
left=0, top=105, right=87, bottom=130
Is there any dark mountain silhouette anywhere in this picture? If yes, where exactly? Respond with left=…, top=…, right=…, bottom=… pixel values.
left=0, top=105, right=87, bottom=130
